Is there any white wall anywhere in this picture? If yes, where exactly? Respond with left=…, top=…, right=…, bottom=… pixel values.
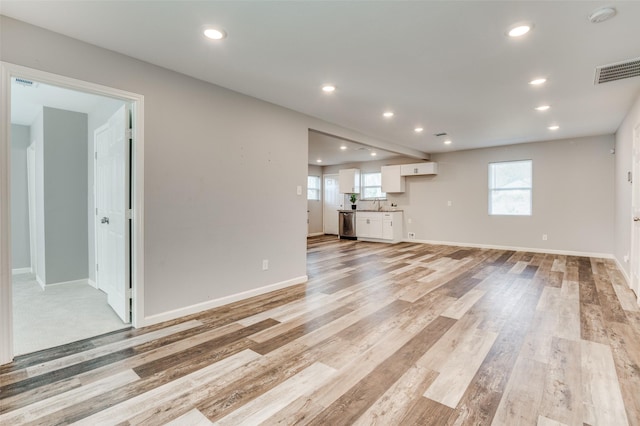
left=614, top=92, right=640, bottom=281
left=42, top=107, right=89, bottom=284
left=323, top=156, right=416, bottom=211
left=325, top=137, right=615, bottom=255
left=1, top=16, right=402, bottom=320
left=10, top=124, right=30, bottom=269
left=396, top=135, right=615, bottom=255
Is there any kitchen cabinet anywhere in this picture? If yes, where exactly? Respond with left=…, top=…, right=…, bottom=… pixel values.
left=356, top=211, right=403, bottom=242
left=382, top=213, right=394, bottom=240
left=339, top=168, right=360, bottom=194
left=381, top=165, right=405, bottom=193
left=400, top=162, right=438, bottom=176
left=383, top=212, right=402, bottom=241
left=356, top=212, right=383, bottom=239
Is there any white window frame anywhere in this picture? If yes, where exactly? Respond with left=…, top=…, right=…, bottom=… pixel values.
left=360, top=172, right=386, bottom=200
left=488, top=160, right=532, bottom=216
left=307, top=175, right=321, bottom=201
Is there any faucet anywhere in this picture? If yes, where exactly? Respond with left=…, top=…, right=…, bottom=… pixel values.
left=375, top=199, right=382, bottom=211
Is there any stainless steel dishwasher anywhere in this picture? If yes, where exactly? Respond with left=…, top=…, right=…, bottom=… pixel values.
left=339, top=211, right=357, bottom=240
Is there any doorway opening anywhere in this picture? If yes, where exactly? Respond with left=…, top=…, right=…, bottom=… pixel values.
left=631, top=123, right=640, bottom=304
left=0, top=63, right=145, bottom=364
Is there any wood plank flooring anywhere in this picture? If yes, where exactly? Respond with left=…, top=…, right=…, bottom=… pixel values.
left=1, top=235, right=639, bottom=425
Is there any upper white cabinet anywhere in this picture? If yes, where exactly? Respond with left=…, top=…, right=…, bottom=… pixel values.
left=339, top=168, right=360, bottom=194
left=400, top=162, right=438, bottom=176
left=381, top=165, right=405, bottom=193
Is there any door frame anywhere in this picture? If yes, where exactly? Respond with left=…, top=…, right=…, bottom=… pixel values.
left=632, top=123, right=640, bottom=304
left=0, top=62, right=145, bottom=364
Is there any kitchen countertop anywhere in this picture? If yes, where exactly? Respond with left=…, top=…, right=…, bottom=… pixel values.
left=337, top=209, right=404, bottom=212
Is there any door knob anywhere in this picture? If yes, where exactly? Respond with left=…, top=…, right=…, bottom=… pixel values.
left=634, top=217, right=640, bottom=222
left=101, top=217, right=110, bottom=224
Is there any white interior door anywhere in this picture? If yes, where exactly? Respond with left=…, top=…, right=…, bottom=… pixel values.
left=631, top=124, right=640, bottom=303
left=95, top=105, right=131, bottom=323
left=323, top=174, right=342, bottom=235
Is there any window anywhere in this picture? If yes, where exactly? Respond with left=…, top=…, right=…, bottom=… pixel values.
left=307, top=175, right=321, bottom=200
left=361, top=172, right=386, bottom=200
left=488, top=160, right=532, bottom=215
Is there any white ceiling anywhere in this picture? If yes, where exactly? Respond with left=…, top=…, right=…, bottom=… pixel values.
left=3, top=1, right=640, bottom=155
left=309, top=130, right=406, bottom=166
left=10, top=79, right=111, bottom=126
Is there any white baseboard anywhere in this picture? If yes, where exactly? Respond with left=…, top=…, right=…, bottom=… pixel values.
left=12, top=267, right=32, bottom=275
left=43, top=278, right=91, bottom=289
left=141, top=275, right=309, bottom=327
left=87, top=279, right=97, bottom=289
left=614, top=257, right=631, bottom=287
left=613, top=256, right=639, bottom=306
left=35, top=275, right=45, bottom=290
left=307, top=232, right=325, bottom=237
left=404, top=238, right=614, bottom=259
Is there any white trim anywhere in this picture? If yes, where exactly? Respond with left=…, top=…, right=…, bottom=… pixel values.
left=357, top=237, right=396, bottom=244
left=631, top=123, right=640, bottom=304
left=88, top=279, right=97, bottom=289
left=12, top=267, right=32, bottom=275
left=140, top=275, right=308, bottom=327
left=42, top=278, right=91, bottom=288
left=307, top=232, right=325, bottom=237
left=0, top=61, right=145, bottom=365
left=405, top=238, right=615, bottom=259
left=0, top=62, right=12, bottom=364
left=614, top=257, right=631, bottom=287
left=35, top=274, right=45, bottom=290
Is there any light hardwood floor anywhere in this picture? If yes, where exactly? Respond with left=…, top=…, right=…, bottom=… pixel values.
left=1, top=236, right=639, bottom=425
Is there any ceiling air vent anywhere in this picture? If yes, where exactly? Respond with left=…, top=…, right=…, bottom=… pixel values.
left=13, top=77, right=37, bottom=87
left=594, top=57, right=640, bottom=84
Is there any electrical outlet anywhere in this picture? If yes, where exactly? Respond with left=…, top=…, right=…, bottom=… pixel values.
left=262, top=259, right=269, bottom=270
left=296, top=185, right=302, bottom=195
left=447, top=200, right=452, bottom=206
left=542, top=234, right=548, bottom=241
left=408, top=232, right=416, bottom=240
left=408, top=218, right=412, bottom=224
left=624, top=254, right=629, bottom=263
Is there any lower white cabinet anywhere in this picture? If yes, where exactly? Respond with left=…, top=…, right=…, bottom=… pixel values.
left=356, top=212, right=383, bottom=239
left=356, top=211, right=403, bottom=242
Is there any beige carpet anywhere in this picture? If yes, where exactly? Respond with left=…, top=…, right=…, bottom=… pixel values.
left=12, top=273, right=129, bottom=355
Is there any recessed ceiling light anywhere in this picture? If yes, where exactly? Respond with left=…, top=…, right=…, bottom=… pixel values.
left=529, top=78, right=547, bottom=85
left=340, top=145, right=347, bottom=150
left=203, top=28, right=226, bottom=40
left=383, top=111, right=394, bottom=118
left=316, top=159, right=322, bottom=163
left=507, top=24, right=532, bottom=37
left=444, top=140, right=452, bottom=145
left=588, top=7, right=616, bottom=24
left=548, top=125, right=559, bottom=130
left=535, top=105, right=551, bottom=111
left=322, top=85, right=336, bottom=93
left=414, top=127, right=424, bottom=133
left=371, top=152, right=377, bottom=156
